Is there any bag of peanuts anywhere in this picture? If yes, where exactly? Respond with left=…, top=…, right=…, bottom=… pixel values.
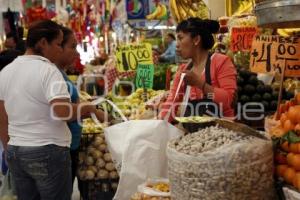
left=167, top=123, right=275, bottom=200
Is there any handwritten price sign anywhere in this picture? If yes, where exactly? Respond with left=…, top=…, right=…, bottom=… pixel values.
left=250, top=35, right=300, bottom=77
left=230, top=27, right=257, bottom=52
left=116, top=43, right=153, bottom=72
left=135, top=64, right=154, bottom=89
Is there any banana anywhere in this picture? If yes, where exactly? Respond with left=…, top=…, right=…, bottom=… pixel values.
left=156, top=4, right=167, bottom=19
left=277, top=28, right=300, bottom=37
left=233, top=0, right=253, bottom=16
left=178, top=6, right=188, bottom=21
left=170, top=0, right=181, bottom=23
left=146, top=4, right=162, bottom=20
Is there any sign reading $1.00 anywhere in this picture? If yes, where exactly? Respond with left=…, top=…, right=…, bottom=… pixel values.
left=116, top=43, right=153, bottom=72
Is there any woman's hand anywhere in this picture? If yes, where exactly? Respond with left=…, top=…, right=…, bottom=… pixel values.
left=182, top=70, right=205, bottom=88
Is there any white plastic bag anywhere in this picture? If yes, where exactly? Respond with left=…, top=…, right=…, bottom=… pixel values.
left=137, top=178, right=170, bottom=197
left=105, top=120, right=182, bottom=200
left=103, top=73, right=185, bottom=200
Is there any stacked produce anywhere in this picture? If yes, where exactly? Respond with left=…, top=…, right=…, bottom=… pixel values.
left=108, top=88, right=165, bottom=120
left=268, top=93, right=300, bottom=136
left=82, top=118, right=107, bottom=134
left=77, top=133, right=119, bottom=191
left=167, top=125, right=274, bottom=200
left=237, top=68, right=294, bottom=112
left=265, top=92, right=300, bottom=191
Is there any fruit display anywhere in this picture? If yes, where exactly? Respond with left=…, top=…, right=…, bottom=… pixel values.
left=77, top=133, right=119, bottom=190
left=167, top=125, right=274, bottom=200
left=80, top=91, right=92, bottom=102
left=82, top=118, right=107, bottom=134
left=169, top=0, right=209, bottom=23
left=268, top=93, right=300, bottom=137
left=108, top=88, right=165, bottom=120
left=237, top=68, right=294, bottom=112
left=271, top=130, right=300, bottom=191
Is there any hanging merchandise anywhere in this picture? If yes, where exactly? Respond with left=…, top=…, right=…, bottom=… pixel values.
left=146, top=0, right=168, bottom=20
left=126, top=0, right=149, bottom=20
left=26, top=3, right=48, bottom=23
left=56, top=7, right=69, bottom=25
left=169, top=0, right=208, bottom=23
left=2, top=9, right=19, bottom=34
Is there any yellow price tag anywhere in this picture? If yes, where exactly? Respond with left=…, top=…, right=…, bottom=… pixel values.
left=115, top=43, right=153, bottom=72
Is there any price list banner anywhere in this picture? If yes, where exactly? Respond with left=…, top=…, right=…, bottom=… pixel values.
left=250, top=35, right=300, bottom=77
left=135, top=64, right=154, bottom=89
left=230, top=27, right=257, bottom=52
left=116, top=43, right=153, bottom=72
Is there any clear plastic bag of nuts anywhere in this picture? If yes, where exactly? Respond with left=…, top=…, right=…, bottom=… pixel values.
left=167, top=125, right=275, bottom=200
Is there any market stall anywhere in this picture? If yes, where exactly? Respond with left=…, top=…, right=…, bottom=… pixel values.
left=2, top=0, right=300, bottom=200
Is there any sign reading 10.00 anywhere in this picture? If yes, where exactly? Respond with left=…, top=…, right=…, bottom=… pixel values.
left=115, top=43, right=153, bottom=72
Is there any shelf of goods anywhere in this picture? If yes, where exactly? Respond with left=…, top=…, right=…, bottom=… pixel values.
left=255, top=0, right=300, bottom=28
left=78, top=119, right=118, bottom=200
left=235, top=67, right=294, bottom=130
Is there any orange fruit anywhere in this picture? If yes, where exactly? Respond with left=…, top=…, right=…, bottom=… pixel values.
left=287, top=152, right=295, bottom=166
left=288, top=106, right=298, bottom=124
left=284, top=119, right=296, bottom=133
left=284, top=167, right=296, bottom=184
left=276, top=164, right=288, bottom=177
left=275, top=152, right=287, bottom=164
left=295, top=124, right=300, bottom=133
left=286, top=101, right=292, bottom=112
left=280, top=113, right=288, bottom=126
left=292, top=154, right=300, bottom=171
left=281, top=141, right=290, bottom=152
left=288, top=106, right=300, bottom=124
left=290, top=143, right=300, bottom=153
left=293, top=173, right=300, bottom=190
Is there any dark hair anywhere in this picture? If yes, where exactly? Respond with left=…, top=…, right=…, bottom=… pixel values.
left=167, top=33, right=176, bottom=40
left=176, top=18, right=220, bottom=50
left=60, top=26, right=73, bottom=47
left=6, top=32, right=18, bottom=43
left=26, top=20, right=61, bottom=48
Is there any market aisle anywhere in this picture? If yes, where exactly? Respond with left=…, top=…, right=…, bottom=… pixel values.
left=72, top=178, right=81, bottom=200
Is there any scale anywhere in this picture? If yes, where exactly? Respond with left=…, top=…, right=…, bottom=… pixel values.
left=255, top=0, right=300, bottom=28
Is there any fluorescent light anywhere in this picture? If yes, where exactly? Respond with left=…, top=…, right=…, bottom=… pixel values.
left=147, top=25, right=176, bottom=30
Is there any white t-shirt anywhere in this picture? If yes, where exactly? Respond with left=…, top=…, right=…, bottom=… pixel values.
left=0, top=55, right=71, bottom=147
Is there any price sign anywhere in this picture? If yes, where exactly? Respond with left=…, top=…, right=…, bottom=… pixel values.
left=135, top=64, right=154, bottom=89
left=116, top=43, right=153, bottom=72
left=250, top=35, right=300, bottom=77
left=230, top=27, right=257, bottom=52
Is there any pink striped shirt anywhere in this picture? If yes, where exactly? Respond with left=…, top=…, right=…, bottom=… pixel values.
left=160, top=53, right=237, bottom=122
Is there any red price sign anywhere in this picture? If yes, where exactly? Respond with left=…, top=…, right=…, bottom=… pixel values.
left=250, top=35, right=300, bottom=77
left=230, top=27, right=257, bottom=52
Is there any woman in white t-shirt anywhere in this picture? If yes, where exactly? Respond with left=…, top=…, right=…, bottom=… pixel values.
left=0, top=20, right=105, bottom=200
